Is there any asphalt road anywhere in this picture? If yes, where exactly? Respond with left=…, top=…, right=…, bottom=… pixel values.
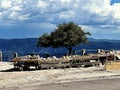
left=1, top=78, right=120, bottom=90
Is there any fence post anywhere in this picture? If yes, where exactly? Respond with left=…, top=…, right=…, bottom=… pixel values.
left=0, top=51, right=2, bottom=62
left=82, top=49, right=86, bottom=55
left=14, top=52, right=18, bottom=58
left=97, top=49, right=101, bottom=54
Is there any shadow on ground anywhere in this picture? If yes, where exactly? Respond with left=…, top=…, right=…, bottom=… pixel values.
left=0, top=68, right=37, bottom=72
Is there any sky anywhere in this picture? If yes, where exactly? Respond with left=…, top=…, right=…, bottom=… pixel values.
left=0, top=0, right=120, bottom=39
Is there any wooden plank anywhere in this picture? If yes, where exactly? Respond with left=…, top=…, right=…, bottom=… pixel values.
left=40, top=63, right=70, bottom=69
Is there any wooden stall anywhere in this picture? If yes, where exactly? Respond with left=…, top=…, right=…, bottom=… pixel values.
left=11, top=54, right=102, bottom=71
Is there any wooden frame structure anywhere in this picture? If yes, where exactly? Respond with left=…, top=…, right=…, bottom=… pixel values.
left=12, top=55, right=102, bottom=71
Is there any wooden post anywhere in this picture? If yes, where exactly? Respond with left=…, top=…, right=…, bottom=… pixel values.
left=82, top=49, right=86, bottom=55
left=0, top=51, right=2, bottom=62
left=114, top=55, right=116, bottom=61
left=14, top=52, right=18, bottom=58
left=97, top=49, right=101, bottom=54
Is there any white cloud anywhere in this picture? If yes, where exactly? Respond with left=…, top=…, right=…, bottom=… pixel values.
left=112, top=3, right=120, bottom=20
left=11, top=0, right=23, bottom=5
left=37, top=0, right=48, bottom=9
left=10, top=6, right=22, bottom=11
left=59, top=10, right=74, bottom=19
left=61, top=0, right=71, bottom=3
left=86, top=0, right=111, bottom=15
left=1, top=0, right=12, bottom=9
left=0, top=12, right=2, bottom=19
left=9, top=12, right=19, bottom=20
left=8, top=11, right=30, bottom=22
left=18, top=13, right=30, bottom=21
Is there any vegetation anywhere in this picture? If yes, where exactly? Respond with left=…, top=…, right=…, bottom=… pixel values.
left=37, top=22, right=90, bottom=55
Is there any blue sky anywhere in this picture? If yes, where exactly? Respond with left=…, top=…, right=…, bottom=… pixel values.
left=0, top=0, right=120, bottom=39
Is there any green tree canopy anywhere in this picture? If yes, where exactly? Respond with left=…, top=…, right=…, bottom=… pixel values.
left=37, top=22, right=90, bottom=55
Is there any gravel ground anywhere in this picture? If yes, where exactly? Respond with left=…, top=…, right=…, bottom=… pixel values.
left=0, top=62, right=120, bottom=90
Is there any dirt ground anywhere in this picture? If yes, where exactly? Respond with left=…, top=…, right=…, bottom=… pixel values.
left=0, top=62, right=120, bottom=90
left=1, top=78, right=120, bottom=90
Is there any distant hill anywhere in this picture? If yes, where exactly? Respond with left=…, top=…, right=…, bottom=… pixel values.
left=0, top=38, right=120, bottom=57
left=0, top=38, right=67, bottom=57
left=78, top=38, right=120, bottom=50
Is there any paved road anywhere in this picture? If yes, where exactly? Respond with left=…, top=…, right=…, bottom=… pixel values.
left=1, top=78, right=120, bottom=90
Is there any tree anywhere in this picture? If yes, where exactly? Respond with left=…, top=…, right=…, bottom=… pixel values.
left=37, top=22, right=90, bottom=55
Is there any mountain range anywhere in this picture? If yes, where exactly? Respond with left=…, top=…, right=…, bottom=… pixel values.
left=0, top=38, right=120, bottom=57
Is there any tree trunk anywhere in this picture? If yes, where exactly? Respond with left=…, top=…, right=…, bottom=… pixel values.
left=68, top=47, right=73, bottom=55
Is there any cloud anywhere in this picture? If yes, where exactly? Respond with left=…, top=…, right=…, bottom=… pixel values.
left=112, top=3, right=120, bottom=21
left=37, top=0, right=47, bottom=9
left=0, top=12, right=2, bottom=19
left=81, top=25, right=120, bottom=40
left=1, top=0, right=12, bottom=9
left=18, top=13, right=30, bottom=21
left=59, top=10, right=74, bottom=19
left=1, top=0, right=118, bottom=25
left=60, top=0, right=71, bottom=3
left=0, top=0, right=120, bottom=39
left=10, top=6, right=22, bottom=11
